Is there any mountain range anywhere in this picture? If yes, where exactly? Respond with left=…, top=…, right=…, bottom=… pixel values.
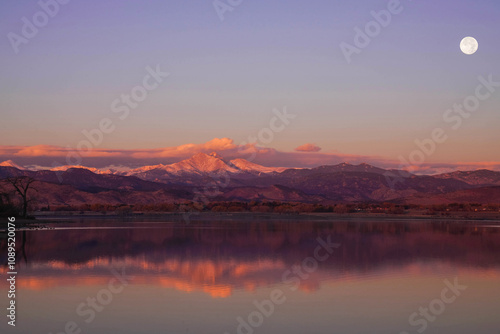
left=1, top=153, right=500, bottom=206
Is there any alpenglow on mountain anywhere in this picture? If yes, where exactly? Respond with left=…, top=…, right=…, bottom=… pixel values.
left=2, top=152, right=500, bottom=206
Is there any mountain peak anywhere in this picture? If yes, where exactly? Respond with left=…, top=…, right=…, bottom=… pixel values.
left=193, top=152, right=210, bottom=157
left=50, top=165, right=106, bottom=174
left=190, top=152, right=224, bottom=161
left=167, top=152, right=238, bottom=175
left=229, top=159, right=287, bottom=174
left=190, top=152, right=222, bottom=162
left=0, top=160, right=25, bottom=170
left=209, top=152, right=224, bottom=159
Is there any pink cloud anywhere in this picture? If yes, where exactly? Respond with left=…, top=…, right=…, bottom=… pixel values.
left=15, top=145, right=68, bottom=157
left=131, top=137, right=238, bottom=159
left=0, top=146, right=25, bottom=157
left=13, top=145, right=124, bottom=158
left=392, top=161, right=500, bottom=175
left=295, top=143, right=321, bottom=152
left=1, top=138, right=500, bottom=174
left=0, top=139, right=276, bottom=168
left=455, top=161, right=500, bottom=170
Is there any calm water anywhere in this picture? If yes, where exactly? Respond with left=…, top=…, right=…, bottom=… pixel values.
left=1, top=218, right=499, bottom=334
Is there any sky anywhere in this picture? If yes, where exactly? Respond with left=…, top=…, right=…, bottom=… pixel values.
left=0, top=0, right=499, bottom=172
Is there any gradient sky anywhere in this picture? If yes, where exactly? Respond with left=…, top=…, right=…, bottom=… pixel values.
left=1, top=0, right=499, bottom=169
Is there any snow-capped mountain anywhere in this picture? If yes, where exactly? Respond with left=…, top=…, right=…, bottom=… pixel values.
left=166, top=152, right=241, bottom=175
left=4, top=152, right=285, bottom=184
left=0, top=160, right=25, bottom=170
left=434, top=169, right=500, bottom=186
left=0, top=156, right=298, bottom=179
left=2, top=155, right=500, bottom=205
left=229, top=158, right=287, bottom=174
left=122, top=152, right=284, bottom=183
left=50, top=165, right=110, bottom=174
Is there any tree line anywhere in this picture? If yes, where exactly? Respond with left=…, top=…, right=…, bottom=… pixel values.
left=39, top=201, right=500, bottom=215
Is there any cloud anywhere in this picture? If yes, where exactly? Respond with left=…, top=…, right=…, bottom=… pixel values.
left=295, top=143, right=321, bottom=152
left=1, top=138, right=499, bottom=174
left=131, top=137, right=238, bottom=159
left=15, top=145, right=68, bottom=157
left=0, top=138, right=275, bottom=168
left=391, top=161, right=500, bottom=175
left=456, top=161, right=500, bottom=170
left=13, top=145, right=124, bottom=158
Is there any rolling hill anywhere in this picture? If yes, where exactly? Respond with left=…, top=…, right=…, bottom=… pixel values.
left=1, top=154, right=500, bottom=206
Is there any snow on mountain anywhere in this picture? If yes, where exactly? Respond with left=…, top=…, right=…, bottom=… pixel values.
left=120, top=152, right=286, bottom=183
left=313, top=162, right=388, bottom=175
left=126, top=152, right=285, bottom=177
left=229, top=159, right=287, bottom=174
left=164, top=152, right=241, bottom=175
left=128, top=164, right=165, bottom=173
left=50, top=165, right=109, bottom=174
left=0, top=160, right=25, bottom=170
left=2, top=153, right=285, bottom=180
left=434, top=170, right=500, bottom=186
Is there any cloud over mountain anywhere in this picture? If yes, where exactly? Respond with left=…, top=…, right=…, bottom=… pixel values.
left=1, top=138, right=500, bottom=174
left=131, top=138, right=239, bottom=159
left=295, top=143, right=321, bottom=152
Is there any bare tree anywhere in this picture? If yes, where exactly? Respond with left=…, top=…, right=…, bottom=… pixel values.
left=2, top=177, right=37, bottom=218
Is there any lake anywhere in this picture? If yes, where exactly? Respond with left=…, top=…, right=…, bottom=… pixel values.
left=1, top=217, right=499, bottom=334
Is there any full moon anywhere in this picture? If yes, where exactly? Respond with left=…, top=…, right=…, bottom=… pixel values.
left=460, top=37, right=478, bottom=55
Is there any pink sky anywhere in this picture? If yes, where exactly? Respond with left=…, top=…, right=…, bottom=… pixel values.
left=1, top=138, right=499, bottom=174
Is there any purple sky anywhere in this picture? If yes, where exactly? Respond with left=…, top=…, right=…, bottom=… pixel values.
left=0, top=0, right=499, bottom=169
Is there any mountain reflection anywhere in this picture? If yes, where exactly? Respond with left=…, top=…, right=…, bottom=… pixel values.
left=2, top=220, right=500, bottom=298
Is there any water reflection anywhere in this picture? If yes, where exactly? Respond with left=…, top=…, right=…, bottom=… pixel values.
left=2, top=220, right=500, bottom=298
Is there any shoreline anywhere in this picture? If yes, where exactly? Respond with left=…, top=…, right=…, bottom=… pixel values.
left=2, top=212, right=499, bottom=233
left=30, top=210, right=500, bottom=222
